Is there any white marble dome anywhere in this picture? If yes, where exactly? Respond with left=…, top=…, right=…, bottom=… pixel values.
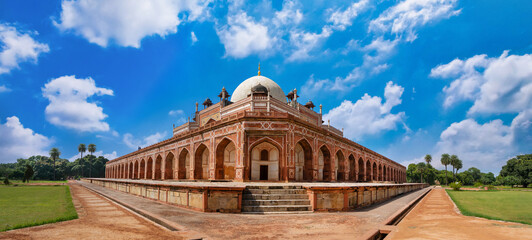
left=231, top=75, right=287, bottom=103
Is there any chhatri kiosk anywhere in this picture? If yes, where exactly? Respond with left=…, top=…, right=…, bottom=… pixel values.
left=97, top=67, right=419, bottom=213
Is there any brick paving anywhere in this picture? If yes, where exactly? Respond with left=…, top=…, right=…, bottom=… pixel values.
left=80, top=181, right=428, bottom=239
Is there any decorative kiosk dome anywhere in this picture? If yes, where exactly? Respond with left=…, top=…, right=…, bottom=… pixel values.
left=231, top=75, right=287, bottom=103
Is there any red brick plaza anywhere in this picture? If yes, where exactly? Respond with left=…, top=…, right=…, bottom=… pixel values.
left=106, top=70, right=406, bottom=183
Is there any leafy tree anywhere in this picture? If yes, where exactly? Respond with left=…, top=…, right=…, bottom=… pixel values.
left=455, top=159, right=463, bottom=176
left=49, top=148, right=61, bottom=181
left=88, top=144, right=96, bottom=177
left=441, top=153, right=451, bottom=185
left=406, top=163, right=419, bottom=183
left=499, top=154, right=532, bottom=187
left=450, top=155, right=459, bottom=181
left=480, top=172, right=495, bottom=185
left=24, top=164, right=34, bottom=183
left=78, top=144, right=87, bottom=177
left=466, top=167, right=481, bottom=182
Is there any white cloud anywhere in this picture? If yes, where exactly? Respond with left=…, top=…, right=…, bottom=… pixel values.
left=168, top=109, right=184, bottom=116
left=287, top=27, right=332, bottom=62
left=42, top=75, right=113, bottom=132
left=123, top=132, right=167, bottom=150
left=69, top=150, right=118, bottom=161
left=328, top=0, right=370, bottom=30
left=273, top=0, right=303, bottom=27
left=0, top=23, right=49, bottom=75
left=431, top=51, right=532, bottom=114
left=0, top=116, right=52, bottom=163
left=216, top=12, right=272, bottom=58
left=0, top=85, right=11, bottom=93
left=369, top=0, right=460, bottom=41
left=190, top=31, right=198, bottom=44
left=54, top=0, right=210, bottom=48
left=323, top=81, right=405, bottom=140
left=435, top=118, right=515, bottom=173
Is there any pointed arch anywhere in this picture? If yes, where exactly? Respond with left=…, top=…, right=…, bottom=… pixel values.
left=335, top=150, right=345, bottom=182
left=129, top=162, right=133, bottom=179
left=319, top=145, right=332, bottom=181
left=146, top=157, right=153, bottom=179
left=366, top=159, right=371, bottom=182
left=372, top=162, right=377, bottom=181
left=194, top=143, right=209, bottom=180
left=164, top=152, right=174, bottom=180
left=215, top=138, right=236, bottom=180
left=134, top=160, right=139, bottom=179
left=295, top=139, right=313, bottom=181
left=250, top=140, right=280, bottom=181
left=358, top=158, right=365, bottom=182
left=154, top=155, right=163, bottom=180
left=348, top=154, right=356, bottom=181
left=178, top=148, right=190, bottom=179
left=378, top=164, right=382, bottom=181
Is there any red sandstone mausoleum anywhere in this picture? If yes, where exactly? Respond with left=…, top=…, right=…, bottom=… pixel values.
left=106, top=68, right=406, bottom=183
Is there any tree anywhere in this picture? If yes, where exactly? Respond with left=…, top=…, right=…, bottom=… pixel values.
left=450, top=155, right=459, bottom=181
left=441, top=154, right=451, bottom=185
left=423, top=154, right=432, bottom=183
left=78, top=144, right=87, bottom=177
left=499, top=154, right=532, bottom=187
left=88, top=144, right=96, bottom=177
left=24, top=164, right=34, bottom=183
left=455, top=159, right=463, bottom=176
left=49, top=148, right=61, bottom=181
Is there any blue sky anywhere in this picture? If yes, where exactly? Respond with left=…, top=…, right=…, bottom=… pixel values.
left=0, top=0, right=531, bottom=174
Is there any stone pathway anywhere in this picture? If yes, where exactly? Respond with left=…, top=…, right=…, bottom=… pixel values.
left=80, top=181, right=428, bottom=239
left=389, top=188, right=532, bottom=240
left=0, top=181, right=183, bottom=240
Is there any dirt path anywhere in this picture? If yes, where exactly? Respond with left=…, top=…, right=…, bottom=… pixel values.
left=389, top=188, right=532, bottom=240
left=81, top=181, right=429, bottom=239
left=0, top=182, right=182, bottom=240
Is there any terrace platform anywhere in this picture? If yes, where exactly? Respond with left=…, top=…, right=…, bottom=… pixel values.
left=84, top=178, right=428, bottom=214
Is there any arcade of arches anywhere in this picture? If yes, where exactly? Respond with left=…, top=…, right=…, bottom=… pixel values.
left=106, top=137, right=406, bottom=183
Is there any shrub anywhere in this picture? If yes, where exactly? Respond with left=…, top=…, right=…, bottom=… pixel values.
left=3, top=177, right=10, bottom=185
left=473, top=182, right=483, bottom=188
left=450, top=182, right=462, bottom=191
left=486, top=185, right=496, bottom=190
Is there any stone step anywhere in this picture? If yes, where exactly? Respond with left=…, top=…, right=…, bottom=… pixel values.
left=244, top=189, right=307, bottom=194
left=243, top=194, right=309, bottom=200
left=245, top=185, right=304, bottom=190
left=241, top=211, right=313, bottom=215
left=242, top=205, right=312, bottom=212
left=242, top=199, right=311, bottom=206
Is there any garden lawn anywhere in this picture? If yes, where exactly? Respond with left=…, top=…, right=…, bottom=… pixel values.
left=10, top=180, right=67, bottom=184
left=0, top=185, right=78, bottom=231
left=447, top=190, right=532, bottom=225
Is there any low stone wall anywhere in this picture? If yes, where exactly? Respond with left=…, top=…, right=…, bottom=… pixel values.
left=305, top=183, right=428, bottom=212
left=84, top=178, right=244, bottom=213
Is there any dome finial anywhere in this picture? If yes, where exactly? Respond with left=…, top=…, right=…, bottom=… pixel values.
left=258, top=62, right=261, bottom=76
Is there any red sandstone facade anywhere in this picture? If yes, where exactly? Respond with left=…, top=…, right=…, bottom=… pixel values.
left=106, top=74, right=406, bottom=183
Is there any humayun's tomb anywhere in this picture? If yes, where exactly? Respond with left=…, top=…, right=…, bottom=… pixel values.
left=95, top=66, right=423, bottom=213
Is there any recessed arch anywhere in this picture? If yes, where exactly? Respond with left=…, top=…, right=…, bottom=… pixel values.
left=250, top=141, right=280, bottom=181
left=178, top=148, right=190, bottom=179
left=129, top=162, right=133, bottom=179
left=295, top=139, right=313, bottom=181
left=215, top=138, right=236, bottom=180
left=194, top=143, right=209, bottom=180
left=146, top=157, right=153, bottom=179
left=164, top=152, right=174, bottom=180
left=372, top=162, right=377, bottom=181
left=134, top=160, right=139, bottom=179
left=154, top=155, right=163, bottom=180
left=335, top=150, right=345, bottom=182
left=348, top=154, right=356, bottom=181
left=319, top=145, right=332, bottom=181
left=358, top=158, right=365, bottom=182
left=378, top=164, right=382, bottom=181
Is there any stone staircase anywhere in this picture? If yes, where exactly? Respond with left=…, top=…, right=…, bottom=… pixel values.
left=242, top=185, right=312, bottom=214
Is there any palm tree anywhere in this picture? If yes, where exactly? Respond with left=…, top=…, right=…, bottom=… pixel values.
left=49, top=148, right=61, bottom=181
left=88, top=144, right=96, bottom=177
left=423, top=154, right=432, bottom=183
left=450, top=154, right=459, bottom=181
left=78, top=144, right=86, bottom=177
left=455, top=159, right=463, bottom=177
left=441, top=153, right=450, bottom=185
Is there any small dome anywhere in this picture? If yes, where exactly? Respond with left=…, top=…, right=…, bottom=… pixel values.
left=231, top=75, right=287, bottom=103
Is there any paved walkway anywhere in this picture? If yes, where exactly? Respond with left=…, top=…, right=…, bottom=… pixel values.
left=80, top=181, right=428, bottom=239
left=0, top=182, right=183, bottom=240
left=389, top=188, right=532, bottom=240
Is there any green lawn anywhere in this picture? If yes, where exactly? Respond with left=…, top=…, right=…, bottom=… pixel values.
left=447, top=190, right=532, bottom=225
left=0, top=185, right=78, bottom=231
left=9, top=180, right=67, bottom=184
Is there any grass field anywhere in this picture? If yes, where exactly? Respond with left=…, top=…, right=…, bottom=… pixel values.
left=447, top=190, right=532, bottom=225
left=9, top=180, right=67, bottom=184
left=0, top=185, right=78, bottom=231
